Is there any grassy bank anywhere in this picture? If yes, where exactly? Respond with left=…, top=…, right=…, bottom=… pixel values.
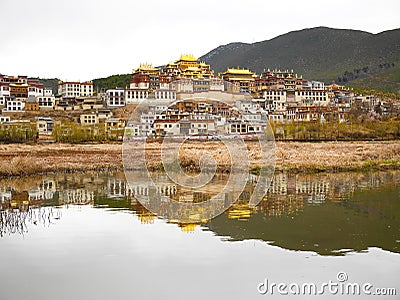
left=0, top=141, right=399, bottom=178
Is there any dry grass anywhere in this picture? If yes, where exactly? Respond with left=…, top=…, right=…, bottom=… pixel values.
left=0, top=143, right=122, bottom=177
left=0, top=156, right=42, bottom=176
left=275, top=141, right=400, bottom=172
left=143, top=140, right=400, bottom=173
left=0, top=141, right=399, bottom=177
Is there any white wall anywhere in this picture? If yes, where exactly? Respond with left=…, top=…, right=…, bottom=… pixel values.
left=6, top=99, right=25, bottom=111
left=38, top=96, right=56, bottom=108
left=106, top=89, right=125, bottom=107
left=125, top=89, right=148, bottom=104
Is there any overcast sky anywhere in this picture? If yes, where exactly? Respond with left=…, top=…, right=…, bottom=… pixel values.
left=0, top=0, right=399, bottom=81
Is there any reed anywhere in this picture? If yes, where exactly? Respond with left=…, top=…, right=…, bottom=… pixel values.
left=0, top=141, right=399, bottom=177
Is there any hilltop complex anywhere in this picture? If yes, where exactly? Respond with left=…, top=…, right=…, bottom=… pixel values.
left=0, top=55, right=398, bottom=140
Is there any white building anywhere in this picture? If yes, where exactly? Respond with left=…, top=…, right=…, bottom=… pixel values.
left=80, top=82, right=93, bottom=97
left=58, top=81, right=94, bottom=97
left=0, top=84, right=10, bottom=97
left=235, top=99, right=260, bottom=112
left=185, top=119, right=215, bottom=135
left=140, top=112, right=157, bottom=125
left=154, top=89, right=176, bottom=102
left=354, top=95, right=379, bottom=109
left=0, top=96, right=5, bottom=106
left=28, top=84, right=44, bottom=97
left=37, top=96, right=56, bottom=109
left=311, top=81, right=325, bottom=90
left=125, top=121, right=152, bottom=137
left=80, top=113, right=99, bottom=125
left=303, top=80, right=325, bottom=90
left=129, top=79, right=150, bottom=90
left=153, top=120, right=181, bottom=136
left=264, top=90, right=287, bottom=110
left=172, top=79, right=194, bottom=93
left=149, top=104, right=168, bottom=113
left=268, top=110, right=286, bottom=123
left=5, top=98, right=25, bottom=111
left=106, top=89, right=125, bottom=107
left=209, top=78, right=225, bottom=91
left=295, top=90, right=329, bottom=106
left=242, top=110, right=264, bottom=122
left=96, top=109, right=113, bottom=121
left=226, top=120, right=265, bottom=135
left=36, top=117, right=54, bottom=136
left=125, top=89, right=149, bottom=104
left=0, top=115, right=10, bottom=123
left=44, top=88, right=53, bottom=96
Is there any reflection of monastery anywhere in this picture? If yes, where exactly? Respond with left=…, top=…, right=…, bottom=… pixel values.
left=71, top=172, right=400, bottom=222
left=28, top=179, right=56, bottom=202
left=107, top=175, right=177, bottom=198
left=58, top=189, right=95, bottom=205
left=0, top=171, right=397, bottom=229
left=0, top=175, right=101, bottom=207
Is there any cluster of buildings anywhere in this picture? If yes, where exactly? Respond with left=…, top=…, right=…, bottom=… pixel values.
left=0, top=54, right=397, bottom=139
left=124, top=99, right=268, bottom=138
left=0, top=74, right=108, bottom=137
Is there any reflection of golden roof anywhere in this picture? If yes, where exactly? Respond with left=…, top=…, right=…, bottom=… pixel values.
left=178, top=54, right=198, bottom=62
left=178, top=223, right=199, bottom=233
left=138, top=213, right=155, bottom=224
left=227, top=204, right=253, bottom=220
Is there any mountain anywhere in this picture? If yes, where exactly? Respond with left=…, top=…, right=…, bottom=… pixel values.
left=199, top=27, right=400, bottom=93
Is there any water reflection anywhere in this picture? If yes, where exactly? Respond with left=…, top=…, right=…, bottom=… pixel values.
left=0, top=170, right=399, bottom=255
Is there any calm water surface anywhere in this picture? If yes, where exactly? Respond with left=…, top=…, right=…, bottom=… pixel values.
left=0, top=171, right=399, bottom=299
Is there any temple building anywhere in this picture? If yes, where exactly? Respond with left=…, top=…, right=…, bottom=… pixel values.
left=255, top=69, right=303, bottom=94
left=10, top=82, right=28, bottom=98
left=161, top=54, right=214, bottom=81
left=130, top=55, right=215, bottom=93
left=130, top=63, right=160, bottom=91
left=220, top=67, right=255, bottom=93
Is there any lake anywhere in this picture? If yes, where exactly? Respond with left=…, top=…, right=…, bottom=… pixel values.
left=0, top=170, right=399, bottom=299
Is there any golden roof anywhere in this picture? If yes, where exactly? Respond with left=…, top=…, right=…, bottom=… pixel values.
left=9, top=83, right=29, bottom=87
left=222, top=68, right=255, bottom=75
left=135, top=63, right=159, bottom=72
left=178, top=54, right=198, bottom=62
